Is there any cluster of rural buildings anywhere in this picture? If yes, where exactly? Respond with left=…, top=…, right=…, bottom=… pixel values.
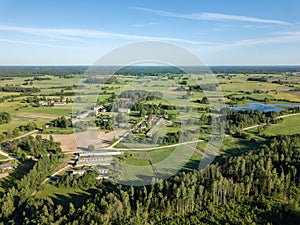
left=134, top=115, right=164, bottom=137
left=72, top=150, right=122, bottom=179
left=39, top=100, right=67, bottom=106
left=0, top=103, right=165, bottom=181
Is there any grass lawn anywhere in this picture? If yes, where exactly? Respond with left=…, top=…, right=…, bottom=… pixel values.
left=0, top=154, right=8, bottom=160
left=36, top=184, right=96, bottom=208
left=196, top=141, right=208, bottom=150
left=0, top=101, right=25, bottom=113
left=183, top=152, right=203, bottom=171
left=220, top=136, right=262, bottom=156
left=0, top=92, right=21, bottom=97
left=123, top=158, right=151, bottom=166
left=269, top=91, right=300, bottom=102
left=220, top=81, right=282, bottom=92
left=25, top=105, right=72, bottom=116
left=122, top=151, right=151, bottom=166
left=149, top=147, right=175, bottom=163
left=263, top=114, right=300, bottom=136
left=120, top=144, right=205, bottom=175
left=0, top=99, right=72, bottom=135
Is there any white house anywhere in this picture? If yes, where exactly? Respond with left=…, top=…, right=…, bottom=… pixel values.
left=118, top=108, right=131, bottom=114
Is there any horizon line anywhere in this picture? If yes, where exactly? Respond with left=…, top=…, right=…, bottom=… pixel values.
left=0, top=64, right=300, bottom=67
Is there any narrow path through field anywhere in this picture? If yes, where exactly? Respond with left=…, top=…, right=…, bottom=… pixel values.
left=31, top=164, right=71, bottom=196
left=64, top=139, right=206, bottom=152
left=41, top=164, right=71, bottom=185
left=0, top=130, right=38, bottom=161
left=277, top=112, right=300, bottom=119
left=107, top=130, right=131, bottom=149
left=0, top=150, right=9, bottom=158
left=107, top=119, right=145, bottom=149
left=109, top=139, right=205, bottom=151
left=241, top=124, right=266, bottom=131
left=10, top=129, right=38, bottom=142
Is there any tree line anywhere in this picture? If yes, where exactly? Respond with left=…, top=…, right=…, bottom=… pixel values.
left=0, top=86, right=40, bottom=93
left=0, top=112, right=11, bottom=125
left=49, top=117, right=72, bottom=129
left=0, top=122, right=37, bottom=143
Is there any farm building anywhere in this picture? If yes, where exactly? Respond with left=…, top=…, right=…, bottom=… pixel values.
left=75, top=151, right=121, bottom=167
left=72, top=170, right=86, bottom=175
left=78, top=151, right=121, bottom=157
left=53, top=101, right=67, bottom=105
left=76, top=156, right=112, bottom=166
left=118, top=108, right=131, bottom=114
left=0, top=162, right=12, bottom=172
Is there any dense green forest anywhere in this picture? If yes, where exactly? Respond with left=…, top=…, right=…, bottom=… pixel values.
left=0, top=136, right=63, bottom=223
left=0, top=66, right=86, bottom=77
left=0, top=134, right=299, bottom=224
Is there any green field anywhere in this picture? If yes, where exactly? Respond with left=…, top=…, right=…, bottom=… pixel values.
left=149, top=147, right=175, bottom=163
left=117, top=144, right=204, bottom=182
left=122, top=151, right=152, bottom=166
left=217, top=73, right=300, bottom=104
left=0, top=155, right=8, bottom=160
left=220, top=136, right=262, bottom=157
left=121, top=145, right=203, bottom=170
left=262, top=114, right=300, bottom=136
left=36, top=184, right=96, bottom=208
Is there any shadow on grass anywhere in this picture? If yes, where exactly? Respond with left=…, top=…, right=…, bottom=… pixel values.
left=179, top=136, right=267, bottom=172
left=213, top=137, right=269, bottom=165
left=182, top=159, right=201, bottom=172
left=50, top=188, right=98, bottom=210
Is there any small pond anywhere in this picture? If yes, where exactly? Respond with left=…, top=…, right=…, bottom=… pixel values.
left=228, top=102, right=300, bottom=112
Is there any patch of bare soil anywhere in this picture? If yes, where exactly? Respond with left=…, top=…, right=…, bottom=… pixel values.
left=35, top=129, right=128, bottom=151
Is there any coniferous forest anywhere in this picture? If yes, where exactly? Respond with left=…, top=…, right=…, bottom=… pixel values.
left=0, top=134, right=299, bottom=224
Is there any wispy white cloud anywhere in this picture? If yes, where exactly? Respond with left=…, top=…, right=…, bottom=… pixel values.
left=197, top=33, right=300, bottom=52
left=132, top=22, right=159, bottom=27
left=1, top=24, right=298, bottom=52
left=241, top=24, right=269, bottom=29
left=130, top=7, right=291, bottom=26
left=273, top=30, right=300, bottom=36
left=0, top=38, right=69, bottom=48
left=0, top=25, right=86, bottom=42
left=0, top=24, right=219, bottom=46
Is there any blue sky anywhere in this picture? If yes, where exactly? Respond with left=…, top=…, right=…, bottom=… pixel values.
left=0, top=0, right=300, bottom=65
